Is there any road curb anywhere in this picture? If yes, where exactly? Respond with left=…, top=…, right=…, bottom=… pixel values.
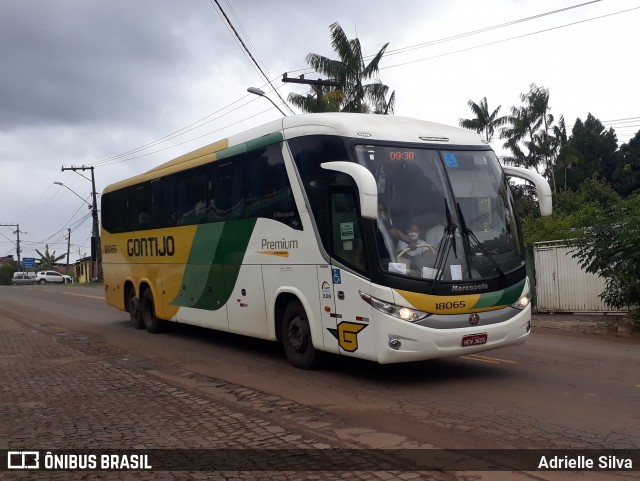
left=531, top=313, right=638, bottom=338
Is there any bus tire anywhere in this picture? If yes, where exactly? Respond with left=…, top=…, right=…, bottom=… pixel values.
left=281, top=300, right=320, bottom=369
left=127, top=289, right=144, bottom=329
left=141, top=288, right=164, bottom=333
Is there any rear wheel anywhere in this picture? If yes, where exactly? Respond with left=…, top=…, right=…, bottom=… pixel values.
left=281, top=300, right=320, bottom=369
left=127, top=288, right=144, bottom=329
left=141, top=288, right=164, bottom=333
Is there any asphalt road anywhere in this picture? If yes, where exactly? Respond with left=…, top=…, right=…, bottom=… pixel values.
left=1, top=283, right=638, bottom=460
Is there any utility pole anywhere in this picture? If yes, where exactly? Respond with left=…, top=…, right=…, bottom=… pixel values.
left=0, top=223, right=25, bottom=267
left=61, top=165, right=102, bottom=281
left=282, top=73, right=341, bottom=113
left=66, top=228, right=71, bottom=269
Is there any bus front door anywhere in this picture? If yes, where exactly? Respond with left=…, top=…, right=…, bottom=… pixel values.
left=327, top=189, right=376, bottom=361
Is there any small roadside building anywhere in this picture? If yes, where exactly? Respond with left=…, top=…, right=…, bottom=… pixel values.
left=75, top=257, right=93, bottom=284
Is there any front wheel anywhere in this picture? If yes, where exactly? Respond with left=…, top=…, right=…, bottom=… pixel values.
left=39, top=279, right=46, bottom=285
left=141, top=288, right=164, bottom=333
left=281, top=300, right=321, bottom=369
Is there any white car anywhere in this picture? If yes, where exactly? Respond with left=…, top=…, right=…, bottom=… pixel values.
left=35, top=271, right=73, bottom=284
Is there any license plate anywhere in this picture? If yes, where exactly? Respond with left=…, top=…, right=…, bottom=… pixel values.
left=462, top=333, right=487, bottom=347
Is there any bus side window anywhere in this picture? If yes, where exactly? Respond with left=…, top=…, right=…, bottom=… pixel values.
left=133, top=183, right=150, bottom=230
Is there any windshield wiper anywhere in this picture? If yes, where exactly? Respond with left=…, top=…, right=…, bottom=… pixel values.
left=432, top=199, right=457, bottom=287
left=456, top=203, right=505, bottom=279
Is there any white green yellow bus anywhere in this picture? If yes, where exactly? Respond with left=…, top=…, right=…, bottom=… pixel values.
left=101, top=113, right=552, bottom=369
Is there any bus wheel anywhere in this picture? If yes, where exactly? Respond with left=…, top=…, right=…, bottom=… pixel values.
left=141, top=289, right=164, bottom=333
left=127, top=289, right=144, bottom=329
left=281, top=300, right=320, bottom=369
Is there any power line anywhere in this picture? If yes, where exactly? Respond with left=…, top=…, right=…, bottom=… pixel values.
left=77, top=3, right=637, bottom=171
left=92, top=105, right=275, bottom=168
left=90, top=95, right=252, bottom=166
left=380, top=5, right=640, bottom=70
left=208, top=0, right=294, bottom=115
left=284, top=1, right=602, bottom=78
left=381, top=0, right=603, bottom=59
left=88, top=75, right=284, bottom=168
left=602, top=117, right=640, bottom=124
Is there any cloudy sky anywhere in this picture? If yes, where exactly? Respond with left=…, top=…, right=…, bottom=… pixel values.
left=1, top=0, right=639, bottom=263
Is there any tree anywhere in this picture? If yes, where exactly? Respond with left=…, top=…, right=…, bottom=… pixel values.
left=36, top=245, right=66, bottom=269
left=0, top=264, right=13, bottom=286
left=612, top=129, right=640, bottom=197
left=571, top=194, right=640, bottom=324
left=459, top=97, right=507, bottom=142
left=563, top=113, right=618, bottom=191
left=501, top=84, right=558, bottom=192
left=552, top=116, right=584, bottom=192
left=517, top=178, right=621, bottom=245
left=288, top=22, right=395, bottom=114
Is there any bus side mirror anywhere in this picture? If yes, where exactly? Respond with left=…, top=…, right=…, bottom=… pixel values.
left=320, top=161, right=378, bottom=219
left=502, top=165, right=553, bottom=217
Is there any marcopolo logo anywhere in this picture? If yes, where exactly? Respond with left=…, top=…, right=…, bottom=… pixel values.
left=451, top=283, right=489, bottom=293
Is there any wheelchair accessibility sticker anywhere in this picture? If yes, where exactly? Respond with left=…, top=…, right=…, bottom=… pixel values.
left=332, top=268, right=341, bottom=284
left=443, top=152, right=458, bottom=168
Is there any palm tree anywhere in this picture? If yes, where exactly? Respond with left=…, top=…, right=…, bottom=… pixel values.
left=552, top=116, right=584, bottom=191
left=501, top=84, right=556, bottom=184
left=459, top=97, right=507, bottom=142
left=288, top=22, right=395, bottom=114
left=36, top=244, right=66, bottom=269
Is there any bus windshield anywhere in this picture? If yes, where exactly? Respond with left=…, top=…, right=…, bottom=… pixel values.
left=355, top=145, right=524, bottom=282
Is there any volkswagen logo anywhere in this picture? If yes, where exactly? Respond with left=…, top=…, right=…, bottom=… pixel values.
left=469, top=313, right=480, bottom=326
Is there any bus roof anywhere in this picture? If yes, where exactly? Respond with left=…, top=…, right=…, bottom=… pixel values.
left=282, top=113, right=486, bottom=146
left=103, top=113, right=486, bottom=194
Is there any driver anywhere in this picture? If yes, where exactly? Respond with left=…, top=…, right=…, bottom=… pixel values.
left=396, top=224, right=436, bottom=257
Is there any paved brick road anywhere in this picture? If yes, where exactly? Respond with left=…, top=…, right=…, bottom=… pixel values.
left=0, top=312, right=456, bottom=481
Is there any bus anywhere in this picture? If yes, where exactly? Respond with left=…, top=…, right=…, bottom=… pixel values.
left=101, top=113, right=552, bottom=369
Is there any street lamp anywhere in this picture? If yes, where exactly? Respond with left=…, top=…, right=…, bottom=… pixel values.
left=54, top=178, right=101, bottom=281
left=53, top=182, right=91, bottom=207
left=247, top=87, right=287, bottom=117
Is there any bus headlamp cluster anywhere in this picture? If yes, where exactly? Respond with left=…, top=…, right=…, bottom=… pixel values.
left=360, top=292, right=428, bottom=322
left=510, top=292, right=531, bottom=310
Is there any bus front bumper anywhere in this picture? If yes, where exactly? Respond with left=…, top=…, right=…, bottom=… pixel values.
left=374, top=305, right=531, bottom=364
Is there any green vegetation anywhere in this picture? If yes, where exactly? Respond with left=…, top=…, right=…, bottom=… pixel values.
left=0, top=264, right=14, bottom=286
left=35, top=244, right=66, bottom=269
left=460, top=84, right=640, bottom=313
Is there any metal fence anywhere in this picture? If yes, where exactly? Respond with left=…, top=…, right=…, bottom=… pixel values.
left=533, top=240, right=620, bottom=313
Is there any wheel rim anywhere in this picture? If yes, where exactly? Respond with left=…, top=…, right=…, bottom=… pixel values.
left=287, top=314, right=309, bottom=354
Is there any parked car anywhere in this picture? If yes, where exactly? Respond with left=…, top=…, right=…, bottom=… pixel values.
left=35, top=271, right=73, bottom=284
left=11, top=274, right=35, bottom=285
left=13, top=271, right=35, bottom=279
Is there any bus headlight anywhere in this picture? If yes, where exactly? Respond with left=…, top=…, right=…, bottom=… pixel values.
left=360, top=292, right=428, bottom=322
left=510, top=292, right=531, bottom=310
